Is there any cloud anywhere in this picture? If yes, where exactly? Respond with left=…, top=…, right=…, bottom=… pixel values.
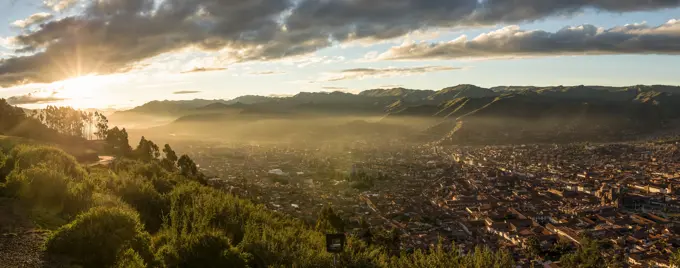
left=43, top=0, right=79, bottom=12
left=6, top=90, right=66, bottom=105
left=324, top=66, right=460, bottom=81
left=380, top=19, right=680, bottom=60
left=180, top=67, right=227, bottom=74
left=1, top=0, right=680, bottom=86
left=322, top=86, right=348, bottom=90
left=11, top=13, right=53, bottom=28
left=173, top=90, right=201, bottom=94
left=250, top=70, right=285, bottom=75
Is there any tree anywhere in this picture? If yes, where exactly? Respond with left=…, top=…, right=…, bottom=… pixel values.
left=390, top=228, right=401, bottom=250
left=106, top=127, right=132, bottom=157
left=315, top=205, right=344, bottom=233
left=94, top=112, right=109, bottom=140
left=525, top=236, right=542, bottom=259
left=359, top=217, right=372, bottom=246
left=161, top=144, right=178, bottom=171
left=134, top=137, right=160, bottom=162
left=559, top=238, right=605, bottom=268
left=163, top=144, right=178, bottom=163
left=83, top=111, right=94, bottom=140
left=178, top=155, right=198, bottom=177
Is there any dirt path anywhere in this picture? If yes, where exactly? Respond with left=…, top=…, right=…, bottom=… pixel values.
left=0, top=198, right=69, bottom=268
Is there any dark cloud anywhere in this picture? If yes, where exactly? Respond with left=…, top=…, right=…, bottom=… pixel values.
left=6, top=91, right=66, bottom=105
left=380, top=20, right=680, bottom=60
left=326, top=66, right=460, bottom=81
left=2, top=0, right=680, bottom=86
left=172, top=90, right=201, bottom=94
left=180, top=67, right=227, bottom=74
left=11, top=12, right=54, bottom=28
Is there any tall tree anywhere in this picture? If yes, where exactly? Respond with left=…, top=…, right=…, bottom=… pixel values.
left=106, top=127, right=132, bottom=157
left=94, top=112, right=109, bottom=140
left=134, top=136, right=160, bottom=161
left=161, top=144, right=178, bottom=171
left=178, top=154, right=198, bottom=177
left=315, top=205, right=344, bottom=233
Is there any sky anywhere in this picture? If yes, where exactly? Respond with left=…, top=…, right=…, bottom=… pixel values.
left=0, top=0, right=679, bottom=110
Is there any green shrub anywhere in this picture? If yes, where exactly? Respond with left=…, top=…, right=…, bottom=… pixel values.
left=10, top=145, right=85, bottom=179
left=114, top=248, right=146, bottom=268
left=0, top=149, right=10, bottom=182
left=0, top=150, right=6, bottom=172
left=4, top=167, right=92, bottom=216
left=112, top=174, right=168, bottom=233
left=155, top=231, right=250, bottom=268
left=45, top=206, right=154, bottom=267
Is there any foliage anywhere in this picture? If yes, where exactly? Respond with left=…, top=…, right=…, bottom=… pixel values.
left=525, top=236, right=541, bottom=258
left=106, top=127, right=132, bottom=157
left=110, top=173, right=168, bottom=233
left=177, top=154, right=206, bottom=184
left=0, top=150, right=6, bottom=177
left=161, top=144, right=178, bottom=171
left=134, top=136, right=160, bottom=162
left=315, top=205, right=345, bottom=233
left=0, top=133, right=522, bottom=267
left=114, top=248, right=146, bottom=268
left=8, top=145, right=86, bottom=179
left=45, top=206, right=154, bottom=268
left=559, top=238, right=606, bottom=268
left=94, top=112, right=109, bottom=140
left=178, top=154, right=198, bottom=177
left=4, top=166, right=92, bottom=216
left=155, top=231, right=251, bottom=268
left=671, top=249, right=680, bottom=268
left=379, top=241, right=514, bottom=268
left=36, top=106, right=89, bottom=138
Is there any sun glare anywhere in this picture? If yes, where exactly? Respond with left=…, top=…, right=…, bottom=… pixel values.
left=53, top=75, right=119, bottom=109
left=60, top=75, right=100, bottom=97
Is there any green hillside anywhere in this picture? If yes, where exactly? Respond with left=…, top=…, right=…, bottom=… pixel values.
left=0, top=137, right=515, bottom=267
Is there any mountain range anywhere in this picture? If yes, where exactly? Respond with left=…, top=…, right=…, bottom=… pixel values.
left=110, top=85, right=680, bottom=144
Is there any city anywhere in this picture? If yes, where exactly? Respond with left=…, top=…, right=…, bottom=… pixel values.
left=184, top=140, right=680, bottom=267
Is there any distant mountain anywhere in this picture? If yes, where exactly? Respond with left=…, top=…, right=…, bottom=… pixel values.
left=115, top=99, right=227, bottom=115
left=359, top=88, right=435, bottom=102
left=224, top=95, right=275, bottom=105
left=429, top=84, right=499, bottom=102
left=120, top=84, right=680, bottom=144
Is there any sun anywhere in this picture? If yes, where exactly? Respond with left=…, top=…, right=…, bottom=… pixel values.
left=60, top=75, right=100, bottom=96
left=53, top=75, right=105, bottom=109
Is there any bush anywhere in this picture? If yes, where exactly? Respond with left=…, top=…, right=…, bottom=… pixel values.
left=112, top=174, right=168, bottom=233
left=4, top=167, right=92, bottom=216
left=9, top=145, right=85, bottom=179
left=45, top=207, right=154, bottom=267
left=155, top=231, right=250, bottom=268
left=114, top=248, right=146, bottom=268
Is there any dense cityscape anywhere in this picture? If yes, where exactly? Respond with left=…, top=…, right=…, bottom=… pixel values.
left=180, top=139, right=680, bottom=267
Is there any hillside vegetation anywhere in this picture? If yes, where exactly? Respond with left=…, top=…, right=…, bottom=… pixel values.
left=0, top=136, right=516, bottom=267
